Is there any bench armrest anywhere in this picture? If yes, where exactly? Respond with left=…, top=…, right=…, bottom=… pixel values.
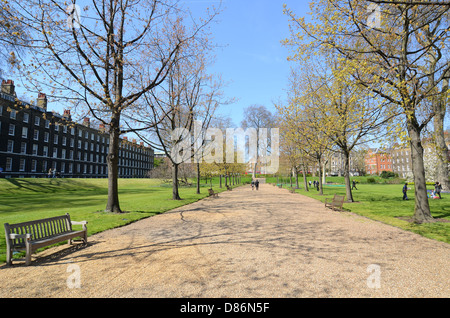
left=71, top=221, right=87, bottom=225
left=9, top=233, right=31, bottom=240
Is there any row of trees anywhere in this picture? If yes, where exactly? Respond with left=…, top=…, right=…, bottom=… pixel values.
left=278, top=0, right=450, bottom=224
left=0, top=0, right=228, bottom=211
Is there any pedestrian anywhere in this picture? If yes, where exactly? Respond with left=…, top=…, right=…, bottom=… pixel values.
left=435, top=181, right=442, bottom=199
left=53, top=169, right=57, bottom=178
left=402, top=182, right=408, bottom=200
left=255, top=179, right=259, bottom=191
left=48, top=168, right=52, bottom=178
left=308, top=180, right=312, bottom=188
left=251, top=179, right=255, bottom=190
left=352, top=180, right=358, bottom=190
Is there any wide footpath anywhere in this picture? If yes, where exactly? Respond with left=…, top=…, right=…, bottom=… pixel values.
left=0, top=183, right=449, bottom=298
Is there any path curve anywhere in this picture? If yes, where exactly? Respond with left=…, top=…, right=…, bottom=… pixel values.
left=0, top=184, right=449, bottom=298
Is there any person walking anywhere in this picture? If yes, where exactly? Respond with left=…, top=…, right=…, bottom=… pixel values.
left=435, top=182, right=442, bottom=199
left=402, top=182, right=408, bottom=200
left=251, top=179, right=255, bottom=191
left=255, top=179, right=259, bottom=191
left=48, top=168, right=52, bottom=178
left=352, top=180, right=358, bottom=190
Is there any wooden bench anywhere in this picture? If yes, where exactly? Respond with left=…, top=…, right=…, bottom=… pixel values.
left=208, top=188, right=219, bottom=198
left=226, top=185, right=232, bottom=191
left=325, top=194, right=345, bottom=212
left=288, top=188, right=296, bottom=194
left=4, top=213, right=88, bottom=266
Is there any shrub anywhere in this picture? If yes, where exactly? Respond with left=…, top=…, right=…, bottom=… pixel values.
left=367, top=177, right=376, bottom=184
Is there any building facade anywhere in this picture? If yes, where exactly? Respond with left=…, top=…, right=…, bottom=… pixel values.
left=364, top=148, right=393, bottom=175
left=0, top=80, right=154, bottom=178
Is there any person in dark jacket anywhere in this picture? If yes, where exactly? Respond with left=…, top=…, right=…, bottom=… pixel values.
left=435, top=182, right=442, bottom=199
left=402, top=183, right=408, bottom=200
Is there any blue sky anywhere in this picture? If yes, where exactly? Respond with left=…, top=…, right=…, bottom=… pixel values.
left=186, top=0, right=309, bottom=127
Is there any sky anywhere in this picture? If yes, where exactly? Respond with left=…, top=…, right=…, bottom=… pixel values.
left=7, top=0, right=310, bottom=129
left=185, top=0, right=309, bottom=127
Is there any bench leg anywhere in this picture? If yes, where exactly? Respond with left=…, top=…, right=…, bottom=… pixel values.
left=25, top=244, right=32, bottom=266
left=6, top=247, right=12, bottom=266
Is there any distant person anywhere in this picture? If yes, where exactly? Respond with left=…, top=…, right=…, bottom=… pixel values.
left=255, top=179, right=259, bottom=191
left=352, top=180, right=358, bottom=190
left=402, top=182, right=408, bottom=200
left=308, top=180, right=312, bottom=188
left=251, top=179, right=255, bottom=190
left=435, top=182, right=442, bottom=199
left=48, top=168, right=52, bottom=178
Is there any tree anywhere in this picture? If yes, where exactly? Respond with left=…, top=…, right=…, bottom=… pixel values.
left=284, top=0, right=450, bottom=223
left=241, top=105, right=275, bottom=178
left=13, top=0, right=218, bottom=211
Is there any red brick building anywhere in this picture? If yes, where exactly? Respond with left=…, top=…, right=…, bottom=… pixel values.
left=365, top=148, right=393, bottom=175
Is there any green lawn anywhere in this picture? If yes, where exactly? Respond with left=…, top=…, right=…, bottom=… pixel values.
left=0, top=178, right=229, bottom=264
left=288, top=181, right=450, bottom=244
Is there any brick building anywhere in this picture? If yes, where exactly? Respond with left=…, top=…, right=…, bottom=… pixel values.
left=364, top=148, right=393, bottom=175
left=0, top=80, right=154, bottom=178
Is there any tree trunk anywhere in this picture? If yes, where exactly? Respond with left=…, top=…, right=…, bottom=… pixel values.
left=172, top=163, right=181, bottom=200
left=434, top=107, right=450, bottom=191
left=302, top=163, right=309, bottom=191
left=408, top=122, right=434, bottom=223
left=317, top=157, right=323, bottom=195
left=196, top=162, right=201, bottom=194
left=105, top=117, right=122, bottom=213
left=343, top=150, right=354, bottom=203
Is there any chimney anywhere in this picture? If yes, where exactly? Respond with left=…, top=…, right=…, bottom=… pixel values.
left=1, top=79, right=15, bottom=96
left=99, top=124, right=105, bottom=132
left=123, top=137, right=128, bottom=141
left=63, top=109, right=72, bottom=121
left=140, top=142, right=144, bottom=146
left=83, top=117, right=90, bottom=127
left=132, top=139, right=136, bottom=144
left=37, top=93, right=47, bottom=110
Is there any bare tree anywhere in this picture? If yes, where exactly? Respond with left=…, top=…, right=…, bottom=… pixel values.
left=13, top=0, right=218, bottom=212
left=241, top=105, right=275, bottom=178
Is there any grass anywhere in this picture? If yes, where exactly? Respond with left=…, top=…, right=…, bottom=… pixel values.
left=0, top=177, right=230, bottom=264
left=284, top=179, right=450, bottom=244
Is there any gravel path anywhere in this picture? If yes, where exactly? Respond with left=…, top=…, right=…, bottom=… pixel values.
left=1, top=184, right=449, bottom=298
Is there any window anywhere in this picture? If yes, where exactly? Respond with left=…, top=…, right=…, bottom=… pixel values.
left=43, top=146, right=48, bottom=157
left=7, top=140, right=14, bottom=153
left=23, top=113, right=29, bottom=123
left=10, top=109, right=16, bottom=119
left=0, top=105, right=3, bottom=115
left=19, top=159, right=25, bottom=171
left=68, top=163, right=73, bottom=173
left=20, top=142, right=27, bottom=154
left=78, top=140, right=81, bottom=149
left=45, top=120, right=50, bottom=129
left=85, top=131, right=89, bottom=139
left=71, top=127, right=75, bottom=135
left=22, top=127, right=28, bottom=138
left=54, top=135, right=58, bottom=145
left=62, top=149, right=66, bottom=159
left=54, top=124, right=59, bottom=132
left=63, top=126, right=67, bottom=133
left=31, top=160, right=37, bottom=172
left=6, top=158, right=12, bottom=171
left=70, top=138, right=74, bottom=147
left=35, top=116, right=40, bottom=126
left=34, top=130, right=39, bottom=141
left=62, top=136, right=66, bottom=146
left=53, top=148, right=58, bottom=158
left=32, top=144, right=38, bottom=156
left=8, top=124, right=15, bottom=136
left=79, top=129, right=83, bottom=137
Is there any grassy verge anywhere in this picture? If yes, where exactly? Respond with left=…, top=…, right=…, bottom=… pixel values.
left=287, top=182, right=450, bottom=244
left=0, top=178, right=230, bottom=264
